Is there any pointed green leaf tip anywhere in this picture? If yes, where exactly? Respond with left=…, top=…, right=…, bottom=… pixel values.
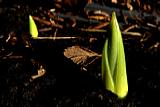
left=29, top=15, right=38, bottom=38
left=102, top=12, right=128, bottom=98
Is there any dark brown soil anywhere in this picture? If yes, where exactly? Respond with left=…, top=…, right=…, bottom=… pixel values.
left=0, top=0, right=160, bottom=107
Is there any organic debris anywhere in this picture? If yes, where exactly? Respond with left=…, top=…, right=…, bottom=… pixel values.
left=30, top=65, right=46, bottom=81
left=64, top=46, right=101, bottom=71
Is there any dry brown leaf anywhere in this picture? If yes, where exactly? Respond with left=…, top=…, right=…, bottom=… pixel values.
left=64, top=46, right=101, bottom=66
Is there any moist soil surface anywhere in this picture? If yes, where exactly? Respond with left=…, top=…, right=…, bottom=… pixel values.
left=0, top=0, right=160, bottom=107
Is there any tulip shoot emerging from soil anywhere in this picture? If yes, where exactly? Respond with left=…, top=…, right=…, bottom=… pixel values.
left=29, top=15, right=38, bottom=38
left=101, top=12, right=128, bottom=99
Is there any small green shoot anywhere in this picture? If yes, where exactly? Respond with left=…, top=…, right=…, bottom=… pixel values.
left=101, top=12, right=128, bottom=99
left=29, top=15, right=38, bottom=38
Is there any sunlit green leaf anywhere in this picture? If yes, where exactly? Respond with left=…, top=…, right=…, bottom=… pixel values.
left=102, top=12, right=128, bottom=98
left=29, top=15, right=38, bottom=38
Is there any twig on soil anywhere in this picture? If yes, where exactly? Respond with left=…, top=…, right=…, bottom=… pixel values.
left=32, top=16, right=63, bottom=28
left=2, top=55, right=23, bottom=60
left=148, top=42, right=160, bottom=51
left=123, top=24, right=138, bottom=32
left=50, top=12, right=100, bottom=24
left=53, top=28, right=58, bottom=40
left=48, top=11, right=64, bottom=22
left=85, top=3, right=159, bottom=23
left=82, top=56, right=101, bottom=71
left=93, top=10, right=110, bottom=18
left=32, top=36, right=79, bottom=40
left=6, top=33, right=12, bottom=43
left=30, top=65, right=46, bottom=82
left=147, top=23, right=157, bottom=28
left=87, top=10, right=110, bottom=21
left=80, top=28, right=107, bottom=32
left=92, top=22, right=109, bottom=29
left=122, top=31, right=142, bottom=36
left=88, top=16, right=108, bottom=21
left=39, top=27, right=52, bottom=32
left=6, top=31, right=17, bottom=44
left=140, top=31, right=152, bottom=42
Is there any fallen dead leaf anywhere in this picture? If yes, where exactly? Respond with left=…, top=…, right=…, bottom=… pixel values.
left=64, top=46, right=101, bottom=69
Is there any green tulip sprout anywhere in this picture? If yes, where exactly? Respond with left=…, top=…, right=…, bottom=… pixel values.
left=101, top=12, right=128, bottom=98
left=29, top=15, right=38, bottom=38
